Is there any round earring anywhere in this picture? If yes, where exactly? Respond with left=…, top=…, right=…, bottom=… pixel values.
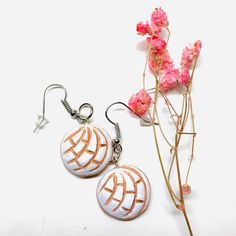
left=34, top=84, right=112, bottom=177
left=96, top=102, right=154, bottom=220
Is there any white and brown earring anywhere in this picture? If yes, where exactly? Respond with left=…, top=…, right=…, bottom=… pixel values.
left=34, top=84, right=113, bottom=177
left=96, top=102, right=151, bottom=220
left=34, top=87, right=151, bottom=221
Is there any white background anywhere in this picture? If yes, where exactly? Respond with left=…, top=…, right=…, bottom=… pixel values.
left=0, top=1, right=235, bottom=236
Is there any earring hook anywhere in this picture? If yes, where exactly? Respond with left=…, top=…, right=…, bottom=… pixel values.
left=105, top=101, right=158, bottom=135
left=33, top=84, right=67, bottom=133
left=33, top=84, right=93, bottom=133
left=105, top=101, right=158, bottom=166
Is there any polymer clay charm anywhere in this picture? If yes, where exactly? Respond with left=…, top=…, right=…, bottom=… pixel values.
left=34, top=84, right=112, bottom=178
left=34, top=85, right=151, bottom=221
left=61, top=125, right=112, bottom=177
left=97, top=165, right=150, bottom=220
left=96, top=102, right=152, bottom=220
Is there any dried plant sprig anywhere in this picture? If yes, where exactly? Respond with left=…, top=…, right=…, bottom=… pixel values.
left=128, top=7, right=202, bottom=236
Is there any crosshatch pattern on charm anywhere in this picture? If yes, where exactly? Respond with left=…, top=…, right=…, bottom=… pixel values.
left=97, top=165, right=151, bottom=220
left=61, top=125, right=113, bottom=177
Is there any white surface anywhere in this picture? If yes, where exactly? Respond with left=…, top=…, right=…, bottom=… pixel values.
left=61, top=125, right=112, bottom=177
left=0, top=0, right=235, bottom=235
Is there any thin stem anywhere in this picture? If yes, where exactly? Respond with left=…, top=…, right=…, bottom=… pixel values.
left=168, top=150, right=175, bottom=180
left=160, top=91, right=179, bottom=117
left=185, top=93, right=196, bottom=184
left=168, top=93, right=188, bottom=180
left=175, top=134, right=183, bottom=202
left=183, top=210, right=193, bottom=236
left=183, top=58, right=198, bottom=184
left=150, top=27, right=171, bottom=122
left=174, top=105, right=194, bottom=236
left=141, top=25, right=194, bottom=235
left=155, top=110, right=174, bottom=148
left=152, top=123, right=180, bottom=205
left=188, top=57, right=198, bottom=93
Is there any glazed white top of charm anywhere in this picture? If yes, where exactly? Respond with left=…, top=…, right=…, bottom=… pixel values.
left=60, top=125, right=112, bottom=177
left=96, top=165, right=151, bottom=220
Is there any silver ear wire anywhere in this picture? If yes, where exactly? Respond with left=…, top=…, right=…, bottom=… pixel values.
left=33, top=84, right=67, bottom=133
left=105, top=102, right=158, bottom=165
left=33, top=84, right=93, bottom=133
left=105, top=102, right=158, bottom=130
left=34, top=115, right=49, bottom=132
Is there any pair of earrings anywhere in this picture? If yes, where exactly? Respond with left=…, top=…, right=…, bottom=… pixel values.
left=34, top=84, right=151, bottom=220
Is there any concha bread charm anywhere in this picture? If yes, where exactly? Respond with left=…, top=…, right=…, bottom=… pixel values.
left=60, top=125, right=112, bottom=177
left=97, top=165, right=150, bottom=220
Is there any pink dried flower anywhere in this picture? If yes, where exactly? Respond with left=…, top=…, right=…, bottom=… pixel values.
left=151, top=7, right=169, bottom=27
left=148, top=50, right=174, bottom=73
left=148, top=50, right=173, bottom=73
left=128, top=89, right=152, bottom=116
left=147, top=35, right=166, bottom=52
left=148, top=52, right=160, bottom=72
left=181, top=184, right=191, bottom=195
left=194, top=40, right=202, bottom=56
left=161, top=50, right=174, bottom=71
left=150, top=22, right=162, bottom=36
left=160, top=69, right=179, bottom=92
left=146, top=35, right=173, bottom=74
left=181, top=40, right=202, bottom=68
left=136, top=21, right=151, bottom=36
left=179, top=67, right=191, bottom=86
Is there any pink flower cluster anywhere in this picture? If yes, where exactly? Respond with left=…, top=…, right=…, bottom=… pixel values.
left=136, top=8, right=202, bottom=93
left=177, top=40, right=202, bottom=87
left=129, top=7, right=202, bottom=115
left=128, top=89, right=152, bottom=116
left=181, top=40, right=202, bottom=68
left=136, top=8, right=172, bottom=78
left=160, top=69, right=179, bottom=92
left=136, top=21, right=151, bottom=36
left=151, top=7, right=169, bottom=27
left=136, top=7, right=168, bottom=36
